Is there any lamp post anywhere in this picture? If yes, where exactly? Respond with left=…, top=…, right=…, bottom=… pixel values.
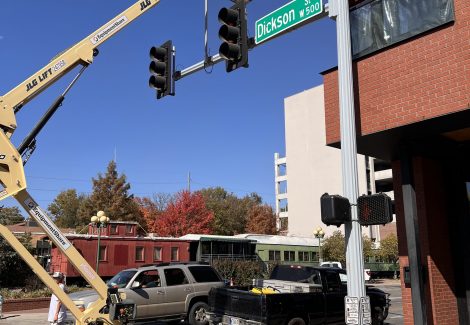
left=313, top=227, right=325, bottom=264
left=91, top=211, right=110, bottom=274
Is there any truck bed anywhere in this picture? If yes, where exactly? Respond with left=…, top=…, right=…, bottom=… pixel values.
left=252, top=279, right=322, bottom=293
left=208, top=287, right=326, bottom=325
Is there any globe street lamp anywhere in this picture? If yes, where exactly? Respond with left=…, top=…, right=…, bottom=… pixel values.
left=313, top=227, right=325, bottom=264
left=91, top=211, right=110, bottom=273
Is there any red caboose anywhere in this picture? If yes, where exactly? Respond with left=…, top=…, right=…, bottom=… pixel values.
left=50, top=221, right=191, bottom=279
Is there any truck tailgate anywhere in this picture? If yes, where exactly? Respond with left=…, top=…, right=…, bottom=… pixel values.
left=209, top=288, right=266, bottom=322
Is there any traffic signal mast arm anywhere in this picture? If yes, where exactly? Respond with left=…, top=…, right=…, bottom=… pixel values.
left=0, top=0, right=159, bottom=139
left=0, top=1, right=161, bottom=324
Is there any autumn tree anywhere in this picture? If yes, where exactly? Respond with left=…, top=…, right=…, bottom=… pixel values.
left=198, top=187, right=261, bottom=235
left=48, top=189, right=88, bottom=228
left=245, top=204, right=277, bottom=234
left=150, top=191, right=213, bottom=237
left=78, top=161, right=142, bottom=225
left=0, top=206, right=24, bottom=225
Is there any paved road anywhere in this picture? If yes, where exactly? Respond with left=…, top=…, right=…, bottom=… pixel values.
left=370, top=280, right=403, bottom=325
left=1, top=281, right=403, bottom=325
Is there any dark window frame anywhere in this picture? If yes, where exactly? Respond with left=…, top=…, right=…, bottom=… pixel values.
left=98, top=245, right=107, bottom=261
left=110, top=224, right=118, bottom=235
left=135, top=246, right=145, bottom=262
left=171, top=247, right=179, bottom=261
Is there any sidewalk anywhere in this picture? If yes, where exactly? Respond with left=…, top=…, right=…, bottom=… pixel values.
left=1, top=308, right=48, bottom=325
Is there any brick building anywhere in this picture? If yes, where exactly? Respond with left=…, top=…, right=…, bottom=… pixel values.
left=322, top=0, right=469, bottom=323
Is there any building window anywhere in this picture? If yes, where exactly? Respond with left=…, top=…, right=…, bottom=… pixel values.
left=99, top=246, right=107, bottom=261
left=279, top=218, right=288, bottom=231
left=298, top=251, right=310, bottom=262
left=171, top=247, right=179, bottom=261
left=135, top=246, right=144, bottom=261
left=126, top=224, right=133, bottom=234
left=284, top=251, right=295, bottom=261
left=110, top=224, right=118, bottom=234
left=311, top=251, right=319, bottom=261
left=154, top=247, right=162, bottom=261
left=350, top=0, right=454, bottom=59
left=269, top=250, right=281, bottom=261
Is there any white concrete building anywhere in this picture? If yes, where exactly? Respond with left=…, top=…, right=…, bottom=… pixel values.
left=275, top=84, right=395, bottom=242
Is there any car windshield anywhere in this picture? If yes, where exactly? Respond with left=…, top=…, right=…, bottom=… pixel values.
left=107, top=270, right=137, bottom=288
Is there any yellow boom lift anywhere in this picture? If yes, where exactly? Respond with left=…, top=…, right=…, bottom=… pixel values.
left=0, top=1, right=160, bottom=324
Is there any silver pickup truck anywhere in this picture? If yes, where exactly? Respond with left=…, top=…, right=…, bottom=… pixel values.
left=66, top=262, right=225, bottom=325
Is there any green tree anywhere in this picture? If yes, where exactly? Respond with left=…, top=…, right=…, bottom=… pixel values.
left=378, top=234, right=399, bottom=263
left=362, top=235, right=375, bottom=262
left=48, top=189, right=88, bottom=228
left=322, top=230, right=345, bottom=265
left=80, top=161, right=143, bottom=225
left=0, top=206, right=24, bottom=225
left=198, top=187, right=261, bottom=235
left=0, top=233, right=34, bottom=287
left=322, top=231, right=377, bottom=265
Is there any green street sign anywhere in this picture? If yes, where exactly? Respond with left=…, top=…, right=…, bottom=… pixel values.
left=255, top=0, right=323, bottom=44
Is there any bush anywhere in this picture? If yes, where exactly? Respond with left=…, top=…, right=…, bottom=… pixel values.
left=212, top=260, right=265, bottom=286
left=0, top=284, right=86, bottom=300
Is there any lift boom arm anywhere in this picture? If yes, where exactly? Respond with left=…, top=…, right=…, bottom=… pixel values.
left=0, top=0, right=158, bottom=138
left=0, top=1, right=160, bottom=324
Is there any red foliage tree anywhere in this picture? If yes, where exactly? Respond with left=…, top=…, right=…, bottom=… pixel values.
left=245, top=205, right=277, bottom=235
left=151, top=191, right=214, bottom=237
left=135, top=197, right=161, bottom=231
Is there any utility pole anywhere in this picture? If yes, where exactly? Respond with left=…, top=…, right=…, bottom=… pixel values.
left=187, top=171, right=191, bottom=192
left=330, top=0, right=370, bottom=323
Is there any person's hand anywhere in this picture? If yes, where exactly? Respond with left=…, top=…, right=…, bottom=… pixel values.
left=54, top=313, right=59, bottom=321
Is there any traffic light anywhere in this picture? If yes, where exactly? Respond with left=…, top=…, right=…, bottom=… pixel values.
left=320, top=193, right=351, bottom=227
left=357, top=193, right=394, bottom=226
left=149, top=40, right=174, bottom=99
left=218, top=0, right=249, bottom=72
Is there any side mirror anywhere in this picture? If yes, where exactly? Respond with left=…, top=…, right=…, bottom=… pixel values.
left=131, top=281, right=141, bottom=288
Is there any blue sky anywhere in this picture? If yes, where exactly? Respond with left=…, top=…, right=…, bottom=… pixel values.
left=0, top=0, right=337, bottom=212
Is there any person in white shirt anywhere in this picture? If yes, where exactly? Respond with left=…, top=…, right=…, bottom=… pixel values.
left=48, top=272, right=67, bottom=325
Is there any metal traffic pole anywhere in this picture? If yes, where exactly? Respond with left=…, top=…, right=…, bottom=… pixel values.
left=329, top=0, right=370, bottom=324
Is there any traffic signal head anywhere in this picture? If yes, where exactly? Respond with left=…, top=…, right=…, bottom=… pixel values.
left=218, top=1, right=249, bottom=72
left=149, top=40, right=174, bottom=99
left=320, top=193, right=351, bottom=227
left=357, top=193, right=394, bottom=226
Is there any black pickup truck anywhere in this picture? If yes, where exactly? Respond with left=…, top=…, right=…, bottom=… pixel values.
left=207, top=265, right=390, bottom=325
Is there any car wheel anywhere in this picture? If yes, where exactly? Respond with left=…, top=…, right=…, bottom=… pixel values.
left=372, top=306, right=385, bottom=325
left=287, top=317, right=306, bottom=325
left=188, top=301, right=210, bottom=325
